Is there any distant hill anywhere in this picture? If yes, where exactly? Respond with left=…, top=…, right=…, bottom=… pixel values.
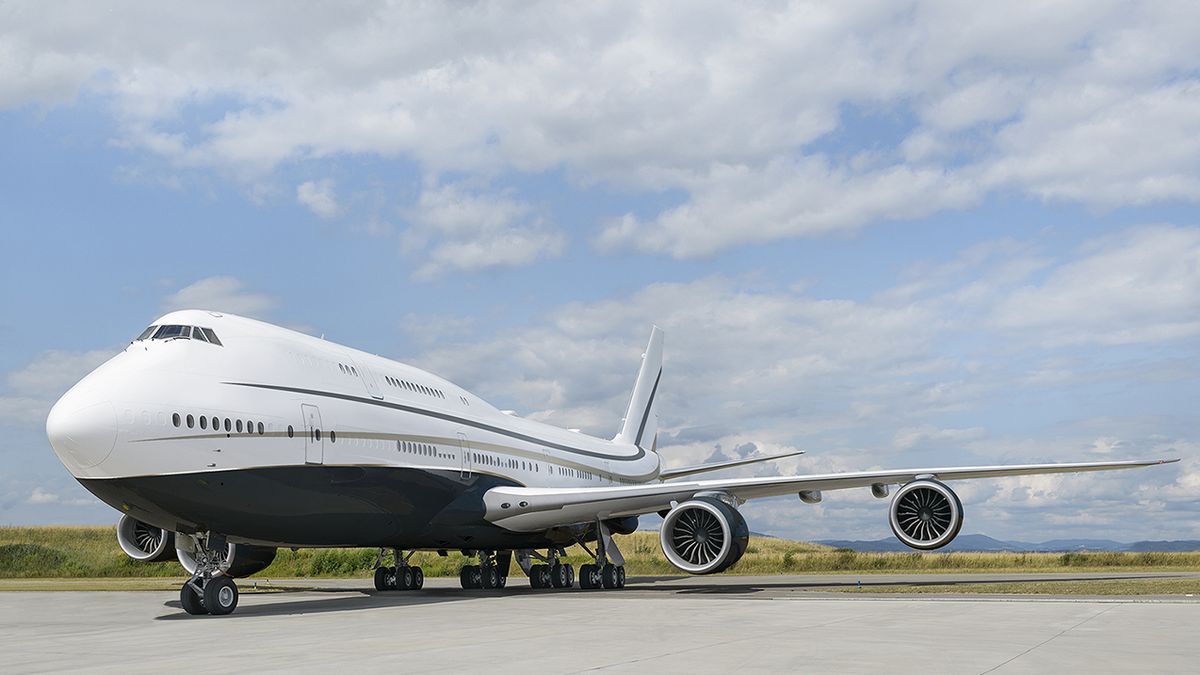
left=816, top=533, right=1200, bottom=553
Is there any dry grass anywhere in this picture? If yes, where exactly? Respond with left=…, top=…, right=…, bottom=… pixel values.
left=3, top=527, right=1199, bottom=580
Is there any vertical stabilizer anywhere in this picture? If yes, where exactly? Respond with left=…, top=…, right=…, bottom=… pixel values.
left=615, top=326, right=663, bottom=451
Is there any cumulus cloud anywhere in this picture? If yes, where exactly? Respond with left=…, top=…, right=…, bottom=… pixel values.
left=162, top=276, right=276, bottom=317
left=296, top=179, right=339, bottom=218
left=992, top=225, right=1200, bottom=346
left=0, top=349, right=117, bottom=428
left=404, top=180, right=564, bottom=280
left=3, top=2, right=1199, bottom=259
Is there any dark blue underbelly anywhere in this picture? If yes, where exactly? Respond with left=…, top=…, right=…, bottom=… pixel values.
left=79, top=466, right=556, bottom=550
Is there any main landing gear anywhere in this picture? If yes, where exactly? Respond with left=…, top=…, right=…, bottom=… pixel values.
left=373, top=548, right=426, bottom=592
left=575, top=517, right=627, bottom=590
left=459, top=550, right=510, bottom=589
left=522, top=548, right=576, bottom=589
left=179, top=533, right=240, bottom=616
left=517, top=518, right=628, bottom=591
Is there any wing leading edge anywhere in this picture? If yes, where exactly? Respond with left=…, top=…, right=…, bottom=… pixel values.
left=482, top=458, right=1178, bottom=532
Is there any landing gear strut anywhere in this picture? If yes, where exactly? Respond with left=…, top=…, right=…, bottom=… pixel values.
left=578, top=518, right=626, bottom=590
left=459, top=550, right=509, bottom=589
left=179, top=532, right=240, bottom=616
left=373, top=548, right=425, bottom=591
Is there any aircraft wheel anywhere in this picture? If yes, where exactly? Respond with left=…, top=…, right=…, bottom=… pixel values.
left=578, top=564, right=596, bottom=589
left=616, top=566, right=626, bottom=588
left=180, top=580, right=208, bottom=615
left=601, top=564, right=619, bottom=590
left=399, top=566, right=415, bottom=590
left=551, top=562, right=570, bottom=588
left=411, top=566, right=424, bottom=590
left=374, top=566, right=393, bottom=592
left=459, top=565, right=476, bottom=589
left=565, top=564, right=575, bottom=588
left=203, top=576, right=239, bottom=616
left=480, top=565, right=500, bottom=589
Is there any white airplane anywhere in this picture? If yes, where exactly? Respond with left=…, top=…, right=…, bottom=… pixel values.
left=46, top=310, right=1177, bottom=615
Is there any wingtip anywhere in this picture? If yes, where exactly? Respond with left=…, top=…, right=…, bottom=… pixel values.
left=1159, top=458, right=1182, bottom=464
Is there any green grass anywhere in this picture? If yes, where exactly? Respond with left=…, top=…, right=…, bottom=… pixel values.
left=3, top=526, right=1199, bottom=580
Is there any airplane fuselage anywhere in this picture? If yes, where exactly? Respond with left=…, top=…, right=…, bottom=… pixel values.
left=47, top=310, right=660, bottom=550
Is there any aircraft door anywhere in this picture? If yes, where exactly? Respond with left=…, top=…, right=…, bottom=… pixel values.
left=457, top=432, right=472, bottom=479
left=302, top=404, right=324, bottom=464
left=350, top=359, right=384, bottom=400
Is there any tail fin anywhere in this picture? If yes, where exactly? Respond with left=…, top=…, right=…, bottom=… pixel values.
left=615, top=326, right=663, bottom=451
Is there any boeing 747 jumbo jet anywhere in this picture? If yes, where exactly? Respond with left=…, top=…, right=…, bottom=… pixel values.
left=46, top=310, right=1176, bottom=615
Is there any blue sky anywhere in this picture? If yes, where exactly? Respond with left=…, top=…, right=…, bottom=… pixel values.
left=2, top=2, right=1198, bottom=542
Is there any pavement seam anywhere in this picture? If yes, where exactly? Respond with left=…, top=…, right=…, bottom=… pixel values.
left=976, top=605, right=1113, bottom=675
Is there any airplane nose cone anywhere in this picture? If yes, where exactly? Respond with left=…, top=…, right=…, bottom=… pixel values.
left=46, top=392, right=117, bottom=470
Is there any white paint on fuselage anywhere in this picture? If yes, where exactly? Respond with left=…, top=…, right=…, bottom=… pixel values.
left=47, top=310, right=661, bottom=486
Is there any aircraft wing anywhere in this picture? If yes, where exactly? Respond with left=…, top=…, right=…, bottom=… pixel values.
left=482, top=458, right=1178, bottom=532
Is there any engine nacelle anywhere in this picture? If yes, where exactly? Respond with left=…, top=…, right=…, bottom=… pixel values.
left=176, top=538, right=278, bottom=578
left=116, top=515, right=176, bottom=562
left=659, top=496, right=749, bottom=574
left=888, top=479, right=964, bottom=550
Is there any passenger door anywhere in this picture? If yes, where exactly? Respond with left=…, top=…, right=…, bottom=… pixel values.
left=458, top=432, right=472, bottom=479
left=302, top=404, right=324, bottom=464
left=351, top=359, right=384, bottom=400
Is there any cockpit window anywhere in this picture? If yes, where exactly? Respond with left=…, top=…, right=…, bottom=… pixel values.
left=134, top=326, right=157, bottom=341
left=146, top=324, right=223, bottom=346
left=153, top=325, right=189, bottom=340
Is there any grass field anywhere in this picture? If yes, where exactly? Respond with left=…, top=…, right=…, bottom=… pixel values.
left=4, top=526, right=1200, bottom=581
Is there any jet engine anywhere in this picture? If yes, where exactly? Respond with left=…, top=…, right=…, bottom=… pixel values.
left=659, top=496, right=749, bottom=574
left=888, top=479, right=964, bottom=550
left=176, top=537, right=278, bottom=578
left=116, top=514, right=176, bottom=562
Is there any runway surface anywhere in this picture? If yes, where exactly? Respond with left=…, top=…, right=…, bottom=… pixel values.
left=3, top=574, right=1199, bottom=673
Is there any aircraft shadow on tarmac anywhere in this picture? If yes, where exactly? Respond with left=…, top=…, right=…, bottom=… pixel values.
left=155, top=572, right=1189, bottom=618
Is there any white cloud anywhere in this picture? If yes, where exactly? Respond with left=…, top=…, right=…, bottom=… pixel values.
left=992, top=225, right=1200, bottom=346
left=27, top=487, right=58, bottom=504
left=296, top=179, right=339, bottom=218
left=0, top=349, right=116, bottom=428
left=162, top=276, right=276, bottom=317
left=404, top=180, right=564, bottom=280
left=3, top=2, right=1199, bottom=258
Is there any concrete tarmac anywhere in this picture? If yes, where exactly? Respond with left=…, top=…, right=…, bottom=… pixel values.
left=3, top=574, right=1199, bottom=673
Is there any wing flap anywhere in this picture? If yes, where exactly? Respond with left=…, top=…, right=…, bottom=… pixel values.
left=482, top=458, right=1177, bottom=532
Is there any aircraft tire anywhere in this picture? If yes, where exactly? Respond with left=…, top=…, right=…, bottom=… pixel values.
left=374, top=567, right=392, bottom=592
left=412, top=566, right=424, bottom=590
left=551, top=563, right=569, bottom=588
left=203, top=576, right=239, bottom=616
left=180, top=581, right=208, bottom=615
left=578, top=564, right=596, bottom=589
left=601, top=564, right=619, bottom=589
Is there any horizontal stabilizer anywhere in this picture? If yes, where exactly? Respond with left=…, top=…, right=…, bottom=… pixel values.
left=659, top=450, right=805, bottom=481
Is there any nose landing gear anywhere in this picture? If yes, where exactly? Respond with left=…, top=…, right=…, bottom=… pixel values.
left=178, top=533, right=240, bottom=616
